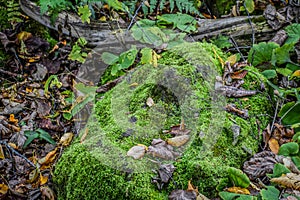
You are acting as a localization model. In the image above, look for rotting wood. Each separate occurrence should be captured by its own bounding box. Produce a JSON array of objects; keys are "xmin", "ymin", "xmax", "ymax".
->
[{"xmin": 20, "ymin": 0, "xmax": 276, "ymax": 48}]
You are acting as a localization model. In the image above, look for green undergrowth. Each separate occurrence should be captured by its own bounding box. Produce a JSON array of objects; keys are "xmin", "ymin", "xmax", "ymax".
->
[{"xmin": 53, "ymin": 42, "xmax": 272, "ymax": 199}]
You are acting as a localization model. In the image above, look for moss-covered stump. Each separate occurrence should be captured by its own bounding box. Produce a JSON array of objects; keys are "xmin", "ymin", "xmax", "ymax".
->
[{"xmin": 53, "ymin": 42, "xmax": 272, "ymax": 199}]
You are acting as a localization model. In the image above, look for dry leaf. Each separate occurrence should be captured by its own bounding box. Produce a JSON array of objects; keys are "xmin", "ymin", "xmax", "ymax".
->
[
  {"xmin": 40, "ymin": 186, "xmax": 55, "ymax": 200},
  {"xmin": 80, "ymin": 128, "xmax": 88, "ymax": 143},
  {"xmin": 169, "ymin": 189, "xmax": 197, "ymax": 200},
  {"xmin": 268, "ymin": 138, "xmax": 280, "ymax": 154},
  {"xmin": 0, "ymin": 145, "xmax": 4, "ymax": 159},
  {"xmin": 8, "ymin": 142, "xmax": 17, "ymax": 149},
  {"xmin": 146, "ymin": 97, "xmax": 155, "ymax": 107},
  {"xmin": 271, "ymin": 173, "xmax": 300, "ymax": 190},
  {"xmin": 28, "ymin": 168, "xmax": 39, "ymax": 183},
  {"xmin": 0, "ymin": 183, "xmax": 8, "ymax": 195},
  {"xmin": 226, "ymin": 186, "xmax": 250, "ymax": 195},
  {"xmin": 9, "ymin": 114, "xmax": 18, "ymax": 123},
  {"xmin": 59, "ymin": 132, "xmax": 73, "ymax": 146},
  {"xmin": 127, "ymin": 145, "xmax": 146, "ymax": 159},
  {"xmin": 39, "ymin": 174, "xmax": 48, "ymax": 185},
  {"xmin": 167, "ymin": 135, "xmax": 190, "ymax": 147},
  {"xmin": 38, "ymin": 148, "xmax": 58, "ymax": 165},
  {"xmin": 147, "ymin": 139, "xmax": 180, "ymax": 160},
  {"xmin": 231, "ymin": 70, "xmax": 248, "ymax": 80},
  {"xmin": 169, "ymin": 125, "xmax": 191, "ymax": 136}
]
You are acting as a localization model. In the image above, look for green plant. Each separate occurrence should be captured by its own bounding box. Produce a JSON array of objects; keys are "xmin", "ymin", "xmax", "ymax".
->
[
  {"xmin": 68, "ymin": 37, "xmax": 88, "ymax": 63},
  {"xmin": 101, "ymin": 46, "xmax": 138, "ymax": 75},
  {"xmin": 7, "ymin": 0, "xmax": 23, "ymax": 27},
  {"xmin": 24, "ymin": 128, "xmax": 56, "ymax": 148},
  {"xmin": 248, "ymin": 23, "xmax": 300, "ymax": 129},
  {"xmin": 124, "ymin": 0, "xmax": 201, "ymax": 17}
]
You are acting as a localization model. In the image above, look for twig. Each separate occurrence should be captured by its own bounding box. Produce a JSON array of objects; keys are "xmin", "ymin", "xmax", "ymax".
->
[
  {"xmin": 243, "ymin": 2, "xmax": 255, "ymax": 46},
  {"xmin": 0, "ymin": 68, "xmax": 23, "ymax": 78},
  {"xmin": 0, "ymin": 140, "xmax": 36, "ymax": 167},
  {"xmin": 229, "ymin": 36, "xmax": 246, "ymax": 62}
]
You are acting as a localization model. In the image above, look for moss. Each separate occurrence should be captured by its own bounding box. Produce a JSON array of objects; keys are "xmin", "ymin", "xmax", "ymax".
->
[{"xmin": 53, "ymin": 42, "xmax": 272, "ymax": 198}]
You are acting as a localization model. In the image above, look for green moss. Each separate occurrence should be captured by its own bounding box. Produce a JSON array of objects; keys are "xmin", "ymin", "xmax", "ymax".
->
[{"xmin": 53, "ymin": 42, "xmax": 272, "ymax": 198}]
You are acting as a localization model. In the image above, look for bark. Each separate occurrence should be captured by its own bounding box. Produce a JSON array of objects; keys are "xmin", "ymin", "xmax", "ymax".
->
[{"xmin": 20, "ymin": 0, "xmax": 275, "ymax": 47}]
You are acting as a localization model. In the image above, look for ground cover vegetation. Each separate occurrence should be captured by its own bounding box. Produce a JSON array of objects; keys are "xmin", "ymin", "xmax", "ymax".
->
[{"xmin": 0, "ymin": 0, "xmax": 299, "ymax": 199}]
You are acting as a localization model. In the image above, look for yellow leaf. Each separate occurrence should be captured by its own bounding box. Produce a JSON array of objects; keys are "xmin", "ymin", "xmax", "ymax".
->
[
  {"xmin": 38, "ymin": 148, "xmax": 57, "ymax": 166},
  {"xmin": 0, "ymin": 183, "xmax": 8, "ymax": 195},
  {"xmin": 40, "ymin": 174, "xmax": 48, "ymax": 185},
  {"xmin": 129, "ymin": 82, "xmax": 139, "ymax": 87},
  {"xmin": 268, "ymin": 138, "xmax": 279, "ymax": 154},
  {"xmin": 291, "ymin": 70, "xmax": 300, "ymax": 78},
  {"xmin": 59, "ymin": 132, "xmax": 74, "ymax": 146},
  {"xmin": 167, "ymin": 135, "xmax": 190, "ymax": 147},
  {"xmin": 227, "ymin": 54, "xmax": 238, "ymax": 66},
  {"xmin": 8, "ymin": 143, "xmax": 17, "ymax": 149},
  {"xmin": 0, "ymin": 145, "xmax": 4, "ymax": 159},
  {"xmin": 17, "ymin": 31, "xmax": 32, "ymax": 42},
  {"xmin": 226, "ymin": 186, "xmax": 250, "ymax": 194},
  {"xmin": 9, "ymin": 114, "xmax": 18, "ymax": 123},
  {"xmin": 99, "ymin": 16, "xmax": 107, "ymax": 22}
]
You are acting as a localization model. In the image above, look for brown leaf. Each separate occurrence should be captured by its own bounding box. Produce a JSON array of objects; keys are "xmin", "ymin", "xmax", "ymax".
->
[
  {"xmin": 231, "ymin": 70, "xmax": 248, "ymax": 80},
  {"xmin": 169, "ymin": 125, "xmax": 191, "ymax": 136},
  {"xmin": 40, "ymin": 186, "xmax": 55, "ymax": 200},
  {"xmin": 271, "ymin": 173, "xmax": 300, "ymax": 190},
  {"xmin": 147, "ymin": 139, "xmax": 180, "ymax": 160},
  {"xmin": 169, "ymin": 189, "xmax": 197, "ymax": 200},
  {"xmin": 243, "ymin": 151, "xmax": 284, "ymax": 180},
  {"xmin": 226, "ymin": 186, "xmax": 250, "ymax": 195},
  {"xmin": 167, "ymin": 135, "xmax": 190, "ymax": 147},
  {"xmin": 127, "ymin": 145, "xmax": 146, "ymax": 159},
  {"xmin": 268, "ymin": 138, "xmax": 280, "ymax": 154}
]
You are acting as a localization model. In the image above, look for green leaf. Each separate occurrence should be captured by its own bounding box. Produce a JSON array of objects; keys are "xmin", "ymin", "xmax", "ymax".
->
[
  {"xmin": 244, "ymin": 0, "xmax": 255, "ymax": 13},
  {"xmin": 268, "ymin": 163, "xmax": 291, "ymax": 178},
  {"xmin": 74, "ymin": 83, "xmax": 97, "ymax": 95},
  {"xmin": 101, "ymin": 52, "xmax": 119, "ymax": 65},
  {"xmin": 260, "ymin": 186, "xmax": 280, "ymax": 200},
  {"xmin": 36, "ymin": 129, "xmax": 56, "ymax": 144},
  {"xmin": 23, "ymin": 131, "xmax": 39, "ymax": 148},
  {"xmin": 219, "ymin": 191, "xmax": 256, "ymax": 200},
  {"xmin": 292, "ymin": 156, "xmax": 300, "ymax": 170},
  {"xmin": 278, "ymin": 102, "xmax": 300, "ymax": 126},
  {"xmin": 78, "ymin": 5, "xmax": 91, "ymax": 23},
  {"xmin": 228, "ymin": 167, "xmax": 250, "ymax": 188},
  {"xmin": 285, "ymin": 23, "xmax": 300, "ymax": 44},
  {"xmin": 293, "ymin": 132, "xmax": 300, "ymax": 143},
  {"xmin": 63, "ymin": 112, "xmax": 72, "ymax": 120},
  {"xmin": 276, "ymin": 68, "xmax": 293, "ymax": 77},
  {"xmin": 157, "ymin": 13, "xmax": 197, "ymax": 33},
  {"xmin": 118, "ymin": 48, "xmax": 138, "ymax": 70},
  {"xmin": 271, "ymin": 43, "xmax": 294, "ymax": 66},
  {"xmin": 248, "ymin": 42, "xmax": 279, "ymax": 67},
  {"xmin": 140, "ymin": 48, "xmax": 153, "ymax": 64},
  {"xmin": 210, "ymin": 36, "xmax": 233, "ymax": 49},
  {"xmin": 106, "ymin": 0, "xmax": 125, "ymax": 11},
  {"xmin": 261, "ymin": 69, "xmax": 277, "ymax": 79},
  {"xmin": 278, "ymin": 142, "xmax": 299, "ymax": 156}
]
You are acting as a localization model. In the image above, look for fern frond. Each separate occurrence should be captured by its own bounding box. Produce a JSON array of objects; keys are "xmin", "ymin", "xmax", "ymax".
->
[{"xmin": 7, "ymin": 0, "xmax": 23, "ymax": 24}]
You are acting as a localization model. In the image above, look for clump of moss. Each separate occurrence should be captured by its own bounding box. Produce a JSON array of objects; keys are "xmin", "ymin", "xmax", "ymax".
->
[{"xmin": 53, "ymin": 42, "xmax": 272, "ymax": 198}]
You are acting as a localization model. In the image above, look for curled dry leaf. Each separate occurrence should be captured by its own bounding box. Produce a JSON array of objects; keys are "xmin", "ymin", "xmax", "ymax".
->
[
  {"xmin": 271, "ymin": 173, "xmax": 300, "ymax": 190},
  {"xmin": 59, "ymin": 132, "xmax": 74, "ymax": 146},
  {"xmin": 39, "ymin": 174, "xmax": 48, "ymax": 185},
  {"xmin": 169, "ymin": 124, "xmax": 191, "ymax": 136},
  {"xmin": 167, "ymin": 135, "xmax": 190, "ymax": 147},
  {"xmin": 243, "ymin": 151, "xmax": 284, "ymax": 180},
  {"xmin": 127, "ymin": 145, "xmax": 146, "ymax": 159}
]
